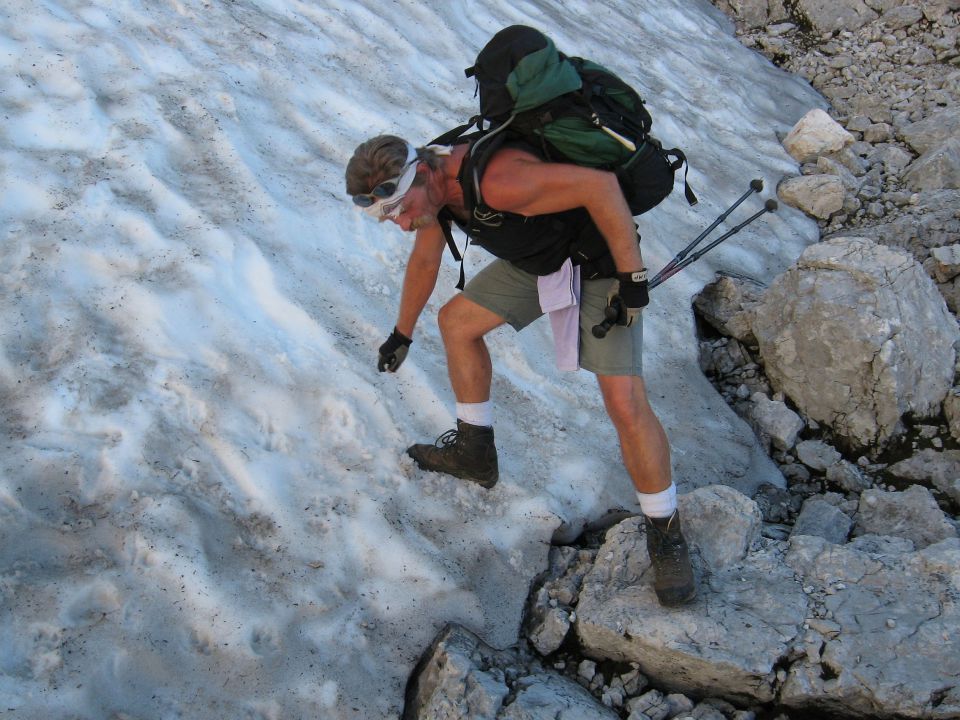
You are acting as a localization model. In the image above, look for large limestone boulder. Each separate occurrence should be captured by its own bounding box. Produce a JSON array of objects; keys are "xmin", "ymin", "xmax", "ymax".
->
[
  {"xmin": 782, "ymin": 108, "xmax": 855, "ymax": 164},
  {"xmin": 750, "ymin": 237, "xmax": 958, "ymax": 451},
  {"xmin": 574, "ymin": 485, "xmax": 960, "ymax": 719}
]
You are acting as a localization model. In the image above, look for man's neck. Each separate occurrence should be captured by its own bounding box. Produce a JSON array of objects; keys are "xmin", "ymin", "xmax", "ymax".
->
[{"xmin": 438, "ymin": 144, "xmax": 469, "ymax": 215}]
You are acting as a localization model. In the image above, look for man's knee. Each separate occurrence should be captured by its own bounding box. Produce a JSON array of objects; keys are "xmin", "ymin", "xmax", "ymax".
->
[
  {"xmin": 601, "ymin": 378, "xmax": 657, "ymax": 431},
  {"xmin": 437, "ymin": 298, "xmax": 467, "ymax": 337},
  {"xmin": 438, "ymin": 296, "xmax": 502, "ymax": 341}
]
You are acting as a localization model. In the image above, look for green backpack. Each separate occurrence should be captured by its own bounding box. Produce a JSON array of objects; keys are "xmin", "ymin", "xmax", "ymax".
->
[{"xmin": 435, "ymin": 25, "xmax": 697, "ymax": 214}]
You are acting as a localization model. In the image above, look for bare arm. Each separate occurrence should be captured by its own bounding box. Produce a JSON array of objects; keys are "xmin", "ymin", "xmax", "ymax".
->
[
  {"xmin": 480, "ymin": 147, "xmax": 643, "ymax": 272},
  {"xmin": 395, "ymin": 222, "xmax": 447, "ymax": 337}
]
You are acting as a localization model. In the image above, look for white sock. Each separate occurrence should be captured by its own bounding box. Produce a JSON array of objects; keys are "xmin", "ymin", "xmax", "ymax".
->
[
  {"xmin": 637, "ymin": 483, "xmax": 677, "ymax": 519},
  {"xmin": 456, "ymin": 401, "xmax": 493, "ymax": 428}
]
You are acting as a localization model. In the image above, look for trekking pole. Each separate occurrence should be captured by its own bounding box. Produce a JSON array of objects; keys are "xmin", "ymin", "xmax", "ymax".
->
[
  {"xmin": 648, "ymin": 199, "xmax": 778, "ymax": 289},
  {"xmin": 591, "ymin": 195, "xmax": 778, "ymax": 338},
  {"xmin": 648, "ymin": 178, "xmax": 764, "ymax": 288}
]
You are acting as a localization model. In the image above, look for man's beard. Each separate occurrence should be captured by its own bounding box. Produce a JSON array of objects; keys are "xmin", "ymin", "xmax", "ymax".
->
[{"xmin": 409, "ymin": 214, "xmax": 437, "ymax": 231}]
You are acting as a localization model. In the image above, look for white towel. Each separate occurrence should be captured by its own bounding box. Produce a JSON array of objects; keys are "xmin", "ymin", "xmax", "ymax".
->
[{"xmin": 538, "ymin": 259, "xmax": 581, "ymax": 372}]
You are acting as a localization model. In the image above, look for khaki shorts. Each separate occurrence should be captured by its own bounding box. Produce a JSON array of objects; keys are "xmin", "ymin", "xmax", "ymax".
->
[{"xmin": 461, "ymin": 259, "xmax": 644, "ymax": 376}]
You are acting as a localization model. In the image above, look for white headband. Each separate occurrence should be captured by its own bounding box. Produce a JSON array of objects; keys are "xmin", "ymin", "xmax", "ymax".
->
[{"xmin": 361, "ymin": 143, "xmax": 419, "ymax": 219}]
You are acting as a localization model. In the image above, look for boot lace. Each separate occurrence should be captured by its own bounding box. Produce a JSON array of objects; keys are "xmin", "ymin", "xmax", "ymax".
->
[{"xmin": 436, "ymin": 428, "xmax": 463, "ymax": 450}]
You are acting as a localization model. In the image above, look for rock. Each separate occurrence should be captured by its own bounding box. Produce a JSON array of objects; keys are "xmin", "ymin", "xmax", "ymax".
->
[
  {"xmin": 871, "ymin": 144, "xmax": 914, "ymax": 176},
  {"xmin": 792, "ymin": 497, "xmax": 853, "ymax": 544},
  {"xmin": 825, "ymin": 460, "xmax": 871, "ymax": 494},
  {"xmin": 862, "ymin": 123, "xmax": 894, "ymax": 144},
  {"xmin": 404, "ymin": 623, "xmax": 619, "ymax": 720},
  {"xmin": 777, "ymin": 175, "xmax": 846, "ymax": 219},
  {"xmin": 929, "ymin": 244, "xmax": 960, "ymax": 282},
  {"xmin": 576, "ymin": 486, "xmax": 960, "ymax": 718},
  {"xmin": 887, "ymin": 448, "xmax": 960, "ymax": 506},
  {"xmin": 500, "ymin": 673, "xmax": 620, "ymax": 720},
  {"xmin": 745, "ymin": 393, "xmax": 806, "ymax": 451},
  {"xmin": 791, "ymin": 0, "xmax": 879, "ymax": 35},
  {"xmin": 901, "ymin": 108, "xmax": 960, "ymax": 155},
  {"xmin": 693, "ymin": 274, "xmax": 764, "ymax": 344},
  {"xmin": 404, "ymin": 624, "xmax": 510, "ymax": 720},
  {"xmin": 945, "ymin": 388, "xmax": 960, "ymax": 442},
  {"xmin": 795, "ymin": 440, "xmax": 842, "ymax": 472},
  {"xmin": 816, "ymin": 155, "xmax": 862, "ymax": 191},
  {"xmin": 904, "ymin": 138, "xmax": 960, "ymax": 192},
  {"xmin": 779, "ymin": 535, "xmax": 960, "ymax": 719},
  {"xmin": 753, "ymin": 483, "xmax": 804, "ymax": 523},
  {"xmin": 719, "ymin": 0, "xmax": 771, "ymax": 28},
  {"xmin": 576, "ymin": 486, "xmax": 804, "ymax": 703},
  {"xmin": 528, "ymin": 607, "xmax": 571, "ymax": 656},
  {"xmin": 751, "ymin": 237, "xmax": 959, "ymax": 451},
  {"xmin": 880, "ymin": 5, "xmax": 925, "ymax": 30},
  {"xmin": 855, "ymin": 485, "xmax": 958, "ymax": 548},
  {"xmin": 783, "ymin": 109, "xmax": 856, "ymax": 164}
]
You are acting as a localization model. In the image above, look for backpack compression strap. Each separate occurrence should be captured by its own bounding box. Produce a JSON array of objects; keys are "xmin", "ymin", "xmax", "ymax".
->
[{"xmin": 664, "ymin": 146, "xmax": 698, "ymax": 206}]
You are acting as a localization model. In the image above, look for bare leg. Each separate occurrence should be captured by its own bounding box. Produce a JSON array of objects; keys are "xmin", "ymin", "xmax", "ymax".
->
[
  {"xmin": 437, "ymin": 294, "xmax": 507, "ymax": 403},
  {"xmin": 596, "ymin": 375, "xmax": 671, "ymax": 494}
]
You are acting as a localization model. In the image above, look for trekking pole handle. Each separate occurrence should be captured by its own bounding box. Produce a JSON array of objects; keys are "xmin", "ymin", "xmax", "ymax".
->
[{"xmin": 591, "ymin": 298, "xmax": 623, "ymax": 339}]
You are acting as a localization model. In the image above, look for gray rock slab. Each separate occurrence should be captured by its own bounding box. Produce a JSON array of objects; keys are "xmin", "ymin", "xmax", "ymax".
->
[
  {"xmin": 780, "ymin": 536, "xmax": 960, "ymax": 719},
  {"xmin": 576, "ymin": 487, "xmax": 960, "ymax": 718},
  {"xmin": 500, "ymin": 673, "xmax": 620, "ymax": 720},
  {"xmin": 575, "ymin": 487, "xmax": 806, "ymax": 704}
]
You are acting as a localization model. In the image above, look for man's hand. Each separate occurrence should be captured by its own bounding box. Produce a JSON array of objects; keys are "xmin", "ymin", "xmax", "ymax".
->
[
  {"xmin": 613, "ymin": 269, "xmax": 649, "ymax": 327},
  {"xmin": 378, "ymin": 327, "xmax": 413, "ymax": 372}
]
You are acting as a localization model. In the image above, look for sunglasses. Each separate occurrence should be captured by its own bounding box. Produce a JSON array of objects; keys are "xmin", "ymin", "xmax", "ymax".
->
[{"xmin": 352, "ymin": 175, "xmax": 404, "ymax": 208}]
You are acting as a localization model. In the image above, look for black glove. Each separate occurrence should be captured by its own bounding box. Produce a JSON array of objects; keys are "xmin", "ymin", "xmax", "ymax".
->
[
  {"xmin": 614, "ymin": 269, "xmax": 649, "ymax": 327},
  {"xmin": 378, "ymin": 327, "xmax": 412, "ymax": 372}
]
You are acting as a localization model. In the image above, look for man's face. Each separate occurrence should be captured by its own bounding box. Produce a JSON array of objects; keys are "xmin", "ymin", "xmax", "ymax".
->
[{"xmin": 383, "ymin": 173, "xmax": 437, "ymax": 232}]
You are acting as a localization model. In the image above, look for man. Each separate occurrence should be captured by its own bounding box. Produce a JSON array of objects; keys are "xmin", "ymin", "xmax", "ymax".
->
[{"xmin": 345, "ymin": 134, "xmax": 696, "ymax": 606}]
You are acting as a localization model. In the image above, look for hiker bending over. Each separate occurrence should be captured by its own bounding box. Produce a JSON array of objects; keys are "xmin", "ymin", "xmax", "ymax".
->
[{"xmin": 345, "ymin": 135, "xmax": 696, "ymax": 606}]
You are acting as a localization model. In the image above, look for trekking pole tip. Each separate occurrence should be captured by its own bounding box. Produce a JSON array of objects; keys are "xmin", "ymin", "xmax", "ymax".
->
[
  {"xmin": 750, "ymin": 178, "xmax": 764, "ymax": 192},
  {"xmin": 765, "ymin": 199, "xmax": 779, "ymax": 211}
]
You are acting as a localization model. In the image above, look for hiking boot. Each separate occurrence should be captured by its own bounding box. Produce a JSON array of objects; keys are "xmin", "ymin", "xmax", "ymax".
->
[
  {"xmin": 645, "ymin": 510, "xmax": 697, "ymax": 607},
  {"xmin": 407, "ymin": 420, "xmax": 499, "ymax": 488}
]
